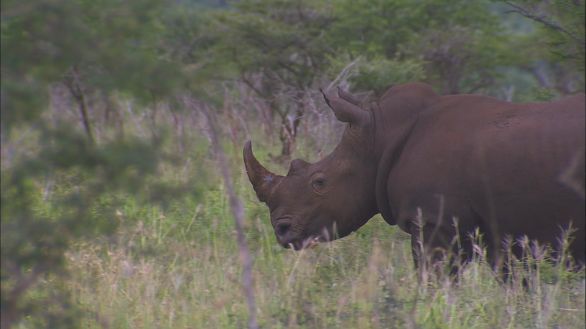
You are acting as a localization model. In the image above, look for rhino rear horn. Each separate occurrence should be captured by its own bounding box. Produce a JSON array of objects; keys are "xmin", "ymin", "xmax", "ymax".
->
[
  {"xmin": 337, "ymin": 87, "xmax": 362, "ymax": 106},
  {"xmin": 320, "ymin": 88, "xmax": 370, "ymax": 125},
  {"xmin": 243, "ymin": 141, "xmax": 282, "ymax": 203}
]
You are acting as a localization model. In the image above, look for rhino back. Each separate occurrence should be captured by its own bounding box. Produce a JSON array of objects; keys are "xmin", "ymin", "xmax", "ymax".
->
[{"xmin": 385, "ymin": 93, "xmax": 585, "ymax": 258}]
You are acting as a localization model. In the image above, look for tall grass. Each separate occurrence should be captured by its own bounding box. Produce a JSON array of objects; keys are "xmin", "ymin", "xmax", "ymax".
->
[
  {"xmin": 65, "ymin": 147, "xmax": 584, "ymax": 328},
  {"xmin": 65, "ymin": 183, "xmax": 585, "ymax": 328},
  {"xmin": 10, "ymin": 87, "xmax": 586, "ymax": 328}
]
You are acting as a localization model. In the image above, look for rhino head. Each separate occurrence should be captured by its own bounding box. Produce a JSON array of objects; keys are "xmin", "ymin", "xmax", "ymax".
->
[{"xmin": 243, "ymin": 88, "xmax": 379, "ymax": 250}]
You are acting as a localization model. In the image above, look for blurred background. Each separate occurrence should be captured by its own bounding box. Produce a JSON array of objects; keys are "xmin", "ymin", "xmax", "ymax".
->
[{"xmin": 1, "ymin": 1, "xmax": 585, "ymax": 328}]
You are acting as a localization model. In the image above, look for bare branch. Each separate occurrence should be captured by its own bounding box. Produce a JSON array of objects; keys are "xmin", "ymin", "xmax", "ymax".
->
[
  {"xmin": 64, "ymin": 66, "xmax": 95, "ymax": 144},
  {"xmin": 504, "ymin": 1, "xmax": 583, "ymax": 44},
  {"xmin": 186, "ymin": 96, "xmax": 259, "ymax": 329}
]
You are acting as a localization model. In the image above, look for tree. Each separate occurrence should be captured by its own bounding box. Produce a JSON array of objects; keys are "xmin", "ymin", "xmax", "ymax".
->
[
  {"xmin": 198, "ymin": 0, "xmax": 335, "ymax": 157},
  {"xmin": 193, "ymin": 0, "xmax": 524, "ymax": 158},
  {"xmin": 500, "ymin": 0, "xmax": 585, "ymax": 93},
  {"xmin": 1, "ymin": 1, "xmax": 195, "ymax": 327},
  {"xmin": 327, "ymin": 0, "xmax": 519, "ymax": 95},
  {"xmin": 1, "ymin": 0, "xmax": 184, "ymax": 138}
]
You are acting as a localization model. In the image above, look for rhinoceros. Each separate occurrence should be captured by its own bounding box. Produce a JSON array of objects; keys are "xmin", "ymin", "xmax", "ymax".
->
[{"xmin": 243, "ymin": 83, "xmax": 585, "ymax": 269}]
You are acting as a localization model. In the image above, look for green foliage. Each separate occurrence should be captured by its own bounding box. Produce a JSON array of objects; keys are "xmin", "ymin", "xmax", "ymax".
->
[
  {"xmin": 496, "ymin": 0, "xmax": 585, "ymax": 91},
  {"xmin": 326, "ymin": 0, "xmax": 518, "ymax": 94},
  {"xmin": 503, "ymin": 0, "xmax": 584, "ymax": 65},
  {"xmin": 203, "ymin": 0, "xmax": 333, "ymax": 92},
  {"xmin": 1, "ymin": 0, "xmax": 184, "ymax": 132},
  {"xmin": 0, "ymin": 2, "xmax": 206, "ymax": 325},
  {"xmin": 0, "ymin": 123, "xmax": 194, "ymax": 327},
  {"xmin": 351, "ymin": 58, "xmax": 426, "ymax": 94}
]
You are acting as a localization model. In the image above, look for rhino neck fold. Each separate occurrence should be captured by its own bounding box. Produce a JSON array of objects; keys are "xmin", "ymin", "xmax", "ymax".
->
[
  {"xmin": 373, "ymin": 115, "xmax": 421, "ymax": 226},
  {"xmin": 370, "ymin": 84, "xmax": 436, "ymax": 225}
]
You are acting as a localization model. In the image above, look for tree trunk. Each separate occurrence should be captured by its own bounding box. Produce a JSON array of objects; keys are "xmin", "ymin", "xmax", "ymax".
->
[
  {"xmin": 64, "ymin": 66, "xmax": 95, "ymax": 144},
  {"xmin": 199, "ymin": 101, "xmax": 259, "ymax": 329},
  {"xmin": 278, "ymin": 95, "xmax": 305, "ymax": 158},
  {"xmin": 279, "ymin": 120, "xmax": 295, "ymax": 158}
]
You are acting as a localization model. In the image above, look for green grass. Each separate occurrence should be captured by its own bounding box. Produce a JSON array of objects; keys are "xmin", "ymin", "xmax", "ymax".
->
[
  {"xmin": 7, "ymin": 107, "xmax": 584, "ymax": 329},
  {"xmin": 64, "ymin": 175, "xmax": 585, "ymax": 329}
]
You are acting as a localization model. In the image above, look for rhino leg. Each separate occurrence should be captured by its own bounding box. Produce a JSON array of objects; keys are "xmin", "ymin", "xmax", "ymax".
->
[
  {"xmin": 400, "ymin": 195, "xmax": 486, "ymax": 282},
  {"xmin": 409, "ymin": 220, "xmax": 472, "ymax": 281}
]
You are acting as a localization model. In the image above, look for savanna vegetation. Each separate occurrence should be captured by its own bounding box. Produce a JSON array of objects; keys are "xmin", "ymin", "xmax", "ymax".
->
[{"xmin": 1, "ymin": 0, "xmax": 584, "ymax": 328}]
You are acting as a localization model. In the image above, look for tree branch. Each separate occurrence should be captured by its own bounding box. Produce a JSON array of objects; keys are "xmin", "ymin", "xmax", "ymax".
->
[
  {"xmin": 64, "ymin": 66, "xmax": 95, "ymax": 144},
  {"xmin": 504, "ymin": 1, "xmax": 583, "ymax": 44},
  {"xmin": 186, "ymin": 97, "xmax": 259, "ymax": 329}
]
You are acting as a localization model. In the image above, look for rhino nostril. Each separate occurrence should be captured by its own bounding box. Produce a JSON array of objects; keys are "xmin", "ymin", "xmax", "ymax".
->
[{"xmin": 275, "ymin": 222, "xmax": 291, "ymax": 237}]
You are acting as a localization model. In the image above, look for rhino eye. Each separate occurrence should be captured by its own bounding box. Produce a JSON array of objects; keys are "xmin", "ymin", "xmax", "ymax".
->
[{"xmin": 311, "ymin": 177, "xmax": 326, "ymax": 192}]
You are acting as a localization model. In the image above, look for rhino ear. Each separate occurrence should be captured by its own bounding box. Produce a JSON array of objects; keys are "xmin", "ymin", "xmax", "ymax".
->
[
  {"xmin": 321, "ymin": 88, "xmax": 370, "ymax": 125},
  {"xmin": 243, "ymin": 141, "xmax": 282, "ymax": 203}
]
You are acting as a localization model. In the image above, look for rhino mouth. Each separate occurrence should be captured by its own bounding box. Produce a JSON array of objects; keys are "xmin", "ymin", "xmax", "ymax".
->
[
  {"xmin": 285, "ymin": 236, "xmax": 323, "ymax": 250},
  {"xmin": 285, "ymin": 227, "xmax": 333, "ymax": 250},
  {"xmin": 274, "ymin": 217, "xmax": 333, "ymax": 250}
]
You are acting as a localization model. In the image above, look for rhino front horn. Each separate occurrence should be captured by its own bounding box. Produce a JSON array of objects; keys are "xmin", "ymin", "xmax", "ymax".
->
[{"xmin": 243, "ymin": 141, "xmax": 282, "ymax": 203}]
